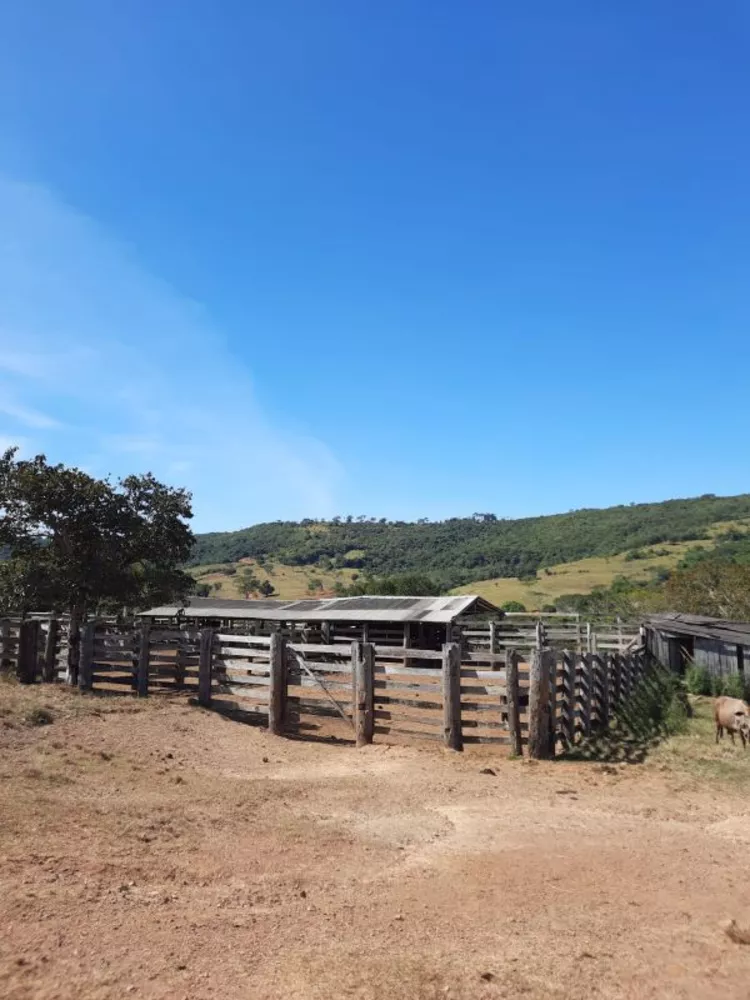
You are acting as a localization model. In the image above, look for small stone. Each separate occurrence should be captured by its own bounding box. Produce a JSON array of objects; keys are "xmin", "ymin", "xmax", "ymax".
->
[
  {"xmin": 480, "ymin": 972, "xmax": 495, "ymax": 982},
  {"xmin": 165, "ymin": 753, "xmax": 173, "ymax": 760},
  {"xmin": 479, "ymin": 768, "xmax": 496, "ymax": 776},
  {"xmin": 262, "ymin": 757, "xmax": 269, "ymax": 763},
  {"xmin": 299, "ymin": 890, "xmax": 307, "ymax": 899},
  {"xmin": 394, "ymin": 913, "xmax": 404, "ymax": 921},
  {"xmin": 176, "ymin": 963, "xmax": 187, "ymax": 970}
]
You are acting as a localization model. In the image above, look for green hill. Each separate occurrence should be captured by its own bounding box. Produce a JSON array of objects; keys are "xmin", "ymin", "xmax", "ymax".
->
[{"xmin": 191, "ymin": 493, "xmax": 750, "ymax": 592}]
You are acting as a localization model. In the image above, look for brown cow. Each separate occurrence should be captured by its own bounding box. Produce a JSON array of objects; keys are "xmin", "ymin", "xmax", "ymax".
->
[{"xmin": 714, "ymin": 696, "xmax": 750, "ymax": 748}]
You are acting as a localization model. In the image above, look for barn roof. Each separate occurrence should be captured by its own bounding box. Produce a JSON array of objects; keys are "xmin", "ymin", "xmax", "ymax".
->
[
  {"xmin": 646, "ymin": 612, "xmax": 750, "ymax": 647},
  {"xmin": 139, "ymin": 594, "xmax": 500, "ymax": 624}
]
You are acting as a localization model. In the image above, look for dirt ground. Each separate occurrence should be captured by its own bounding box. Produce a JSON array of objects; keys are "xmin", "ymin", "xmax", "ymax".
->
[{"xmin": 2, "ymin": 681, "xmax": 750, "ymax": 1000}]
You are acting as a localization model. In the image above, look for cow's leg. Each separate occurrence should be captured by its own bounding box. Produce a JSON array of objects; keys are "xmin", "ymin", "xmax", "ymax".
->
[
  {"xmin": 730, "ymin": 729, "xmax": 736, "ymax": 745},
  {"xmin": 716, "ymin": 723, "xmax": 722, "ymax": 743},
  {"xmin": 741, "ymin": 730, "xmax": 747, "ymax": 750}
]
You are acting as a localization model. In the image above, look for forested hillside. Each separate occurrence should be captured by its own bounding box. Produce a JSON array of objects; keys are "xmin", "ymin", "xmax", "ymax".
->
[{"xmin": 191, "ymin": 493, "xmax": 750, "ymax": 591}]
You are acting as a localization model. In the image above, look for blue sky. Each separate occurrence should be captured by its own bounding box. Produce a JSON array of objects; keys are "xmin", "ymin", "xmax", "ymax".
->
[{"xmin": 0, "ymin": 1, "xmax": 748, "ymax": 531}]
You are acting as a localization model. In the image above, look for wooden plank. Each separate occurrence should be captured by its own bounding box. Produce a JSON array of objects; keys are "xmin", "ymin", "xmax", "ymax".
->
[
  {"xmin": 461, "ymin": 652, "xmax": 507, "ymax": 664},
  {"xmin": 289, "ymin": 643, "xmax": 353, "ymax": 656},
  {"xmin": 214, "ymin": 645, "xmax": 271, "ymax": 658},
  {"xmin": 354, "ymin": 641, "xmax": 374, "ymax": 747},
  {"xmin": 373, "ymin": 725, "xmax": 443, "ymax": 743},
  {"xmin": 281, "ymin": 659, "xmax": 351, "ymax": 674},
  {"xmin": 442, "ymin": 642, "xmax": 462, "ymax": 751},
  {"xmin": 375, "ymin": 679, "xmax": 442, "ymax": 695},
  {"xmin": 373, "ymin": 664, "xmax": 443, "ymax": 678},
  {"xmin": 217, "ymin": 673, "xmax": 270, "ymax": 686},
  {"xmin": 215, "ymin": 633, "xmax": 271, "ymax": 645},
  {"xmin": 506, "ymin": 651, "xmax": 522, "ymax": 756},
  {"xmin": 372, "ymin": 646, "xmax": 444, "ymax": 660},
  {"xmin": 268, "ymin": 631, "xmax": 286, "ymax": 737}
]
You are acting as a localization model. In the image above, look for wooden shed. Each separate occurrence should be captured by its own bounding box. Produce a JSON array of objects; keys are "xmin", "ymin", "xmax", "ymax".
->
[
  {"xmin": 138, "ymin": 594, "xmax": 502, "ymax": 651},
  {"xmin": 645, "ymin": 612, "xmax": 750, "ymax": 680}
]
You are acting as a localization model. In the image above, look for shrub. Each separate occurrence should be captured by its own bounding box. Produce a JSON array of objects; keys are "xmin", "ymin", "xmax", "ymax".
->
[
  {"xmin": 723, "ymin": 673, "xmax": 746, "ymax": 700},
  {"xmin": 685, "ymin": 662, "xmax": 712, "ymax": 696},
  {"xmin": 501, "ymin": 601, "xmax": 527, "ymax": 613},
  {"xmin": 710, "ymin": 674, "xmax": 726, "ymax": 697}
]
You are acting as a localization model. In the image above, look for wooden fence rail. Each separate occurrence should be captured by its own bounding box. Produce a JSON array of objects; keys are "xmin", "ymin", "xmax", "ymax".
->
[{"xmin": 1, "ymin": 618, "xmax": 652, "ymax": 758}]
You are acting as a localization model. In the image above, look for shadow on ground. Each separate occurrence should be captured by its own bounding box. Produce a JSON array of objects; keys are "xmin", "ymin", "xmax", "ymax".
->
[{"xmin": 558, "ymin": 667, "xmax": 689, "ymax": 765}]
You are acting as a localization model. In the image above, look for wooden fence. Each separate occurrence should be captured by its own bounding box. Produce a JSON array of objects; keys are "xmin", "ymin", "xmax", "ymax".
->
[
  {"xmin": 1, "ymin": 618, "xmax": 650, "ymax": 758},
  {"xmin": 460, "ymin": 615, "xmax": 642, "ymax": 654}
]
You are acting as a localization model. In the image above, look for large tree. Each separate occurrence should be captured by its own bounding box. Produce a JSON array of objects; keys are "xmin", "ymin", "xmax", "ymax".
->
[
  {"xmin": 0, "ymin": 448, "xmax": 195, "ymax": 617},
  {"xmin": 664, "ymin": 560, "xmax": 750, "ymax": 620}
]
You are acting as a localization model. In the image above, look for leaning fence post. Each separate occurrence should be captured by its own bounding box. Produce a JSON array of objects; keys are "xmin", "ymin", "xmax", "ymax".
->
[
  {"xmin": 198, "ymin": 628, "xmax": 215, "ymax": 708},
  {"xmin": 137, "ymin": 622, "xmax": 151, "ymax": 697},
  {"xmin": 18, "ymin": 619, "xmax": 40, "ymax": 684},
  {"xmin": 43, "ymin": 617, "xmax": 59, "ymax": 683},
  {"xmin": 528, "ymin": 642, "xmax": 553, "ymax": 759},
  {"xmin": 506, "ymin": 650, "xmax": 522, "ymax": 756},
  {"xmin": 268, "ymin": 632, "xmax": 287, "ymax": 735},
  {"xmin": 442, "ymin": 641, "xmax": 463, "ymax": 751},
  {"xmin": 78, "ymin": 622, "xmax": 95, "ymax": 691},
  {"xmin": 353, "ymin": 641, "xmax": 375, "ymax": 747}
]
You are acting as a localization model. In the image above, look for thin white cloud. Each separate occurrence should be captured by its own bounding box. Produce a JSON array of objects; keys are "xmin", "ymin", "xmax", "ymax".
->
[
  {"xmin": 0, "ymin": 175, "xmax": 345, "ymax": 530},
  {"xmin": 0, "ymin": 394, "xmax": 61, "ymax": 429}
]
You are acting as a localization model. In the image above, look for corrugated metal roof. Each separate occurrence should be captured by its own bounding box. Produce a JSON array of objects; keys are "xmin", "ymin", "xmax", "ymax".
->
[
  {"xmin": 140, "ymin": 594, "xmax": 500, "ymax": 624},
  {"xmin": 646, "ymin": 612, "xmax": 750, "ymax": 647}
]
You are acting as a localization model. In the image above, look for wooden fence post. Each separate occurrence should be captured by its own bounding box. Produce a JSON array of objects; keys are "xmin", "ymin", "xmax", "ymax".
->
[
  {"xmin": 268, "ymin": 632, "xmax": 287, "ymax": 735},
  {"xmin": 18, "ymin": 619, "xmax": 40, "ymax": 684},
  {"xmin": 600, "ymin": 654, "xmax": 610, "ymax": 729},
  {"xmin": 528, "ymin": 643, "xmax": 553, "ymax": 759},
  {"xmin": 137, "ymin": 622, "xmax": 151, "ymax": 697},
  {"xmin": 67, "ymin": 611, "xmax": 80, "ymax": 686},
  {"xmin": 561, "ymin": 650, "xmax": 575, "ymax": 746},
  {"xmin": 354, "ymin": 641, "xmax": 375, "ymax": 747},
  {"xmin": 489, "ymin": 620, "xmax": 497, "ymax": 656},
  {"xmin": 506, "ymin": 650, "xmax": 522, "ymax": 756},
  {"xmin": 78, "ymin": 622, "xmax": 95, "ymax": 691},
  {"xmin": 174, "ymin": 632, "xmax": 185, "ymax": 690},
  {"xmin": 43, "ymin": 617, "xmax": 59, "ymax": 683},
  {"xmin": 442, "ymin": 642, "xmax": 463, "ymax": 751},
  {"xmin": 198, "ymin": 628, "xmax": 214, "ymax": 708},
  {"xmin": 1, "ymin": 619, "xmax": 12, "ymax": 671},
  {"xmin": 580, "ymin": 653, "xmax": 592, "ymax": 738},
  {"xmin": 548, "ymin": 651, "xmax": 558, "ymax": 751}
]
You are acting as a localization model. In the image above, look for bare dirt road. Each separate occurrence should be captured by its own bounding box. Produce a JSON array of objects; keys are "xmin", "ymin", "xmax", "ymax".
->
[{"xmin": 2, "ymin": 681, "xmax": 750, "ymax": 1000}]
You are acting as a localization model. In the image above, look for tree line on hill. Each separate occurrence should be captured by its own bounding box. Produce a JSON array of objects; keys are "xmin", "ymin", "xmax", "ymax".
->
[
  {"xmin": 191, "ymin": 494, "xmax": 750, "ymax": 592},
  {"xmin": 2, "ymin": 444, "xmax": 749, "ymax": 624}
]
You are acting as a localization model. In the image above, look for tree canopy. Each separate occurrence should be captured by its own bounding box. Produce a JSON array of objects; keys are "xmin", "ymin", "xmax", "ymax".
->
[{"xmin": 0, "ymin": 448, "xmax": 194, "ymax": 617}]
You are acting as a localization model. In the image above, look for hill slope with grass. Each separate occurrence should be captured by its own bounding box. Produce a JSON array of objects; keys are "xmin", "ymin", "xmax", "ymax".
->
[{"xmin": 188, "ymin": 494, "xmax": 750, "ymax": 604}]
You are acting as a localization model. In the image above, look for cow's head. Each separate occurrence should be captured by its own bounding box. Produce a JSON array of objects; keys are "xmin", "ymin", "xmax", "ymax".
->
[{"xmin": 735, "ymin": 711, "xmax": 750, "ymax": 742}]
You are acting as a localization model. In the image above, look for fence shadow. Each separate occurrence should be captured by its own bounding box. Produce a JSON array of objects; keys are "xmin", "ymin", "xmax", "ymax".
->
[{"xmin": 558, "ymin": 667, "xmax": 688, "ymax": 765}]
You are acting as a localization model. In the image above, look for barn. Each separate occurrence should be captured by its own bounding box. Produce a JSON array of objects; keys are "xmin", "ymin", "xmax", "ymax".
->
[
  {"xmin": 645, "ymin": 612, "xmax": 750, "ymax": 681},
  {"xmin": 138, "ymin": 594, "xmax": 502, "ymax": 651}
]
